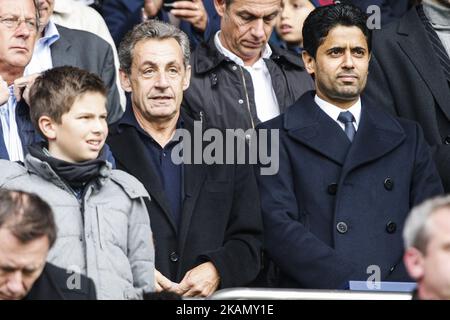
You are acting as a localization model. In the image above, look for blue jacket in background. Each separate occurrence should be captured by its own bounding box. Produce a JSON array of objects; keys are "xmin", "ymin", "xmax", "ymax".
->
[
  {"xmin": 0, "ymin": 100, "xmax": 42, "ymax": 161},
  {"xmin": 102, "ymin": 0, "xmax": 221, "ymax": 49}
]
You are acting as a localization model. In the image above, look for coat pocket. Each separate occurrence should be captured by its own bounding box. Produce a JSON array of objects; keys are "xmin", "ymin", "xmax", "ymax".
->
[{"xmin": 96, "ymin": 205, "xmax": 128, "ymax": 254}]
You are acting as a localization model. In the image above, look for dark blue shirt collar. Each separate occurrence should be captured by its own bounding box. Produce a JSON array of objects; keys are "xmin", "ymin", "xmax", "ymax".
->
[{"xmin": 118, "ymin": 105, "xmax": 184, "ymax": 145}]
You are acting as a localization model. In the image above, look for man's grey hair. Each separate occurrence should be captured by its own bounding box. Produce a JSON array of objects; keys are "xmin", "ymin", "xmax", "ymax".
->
[
  {"xmin": 118, "ymin": 20, "xmax": 190, "ymax": 75},
  {"xmin": 403, "ymin": 195, "xmax": 450, "ymax": 253}
]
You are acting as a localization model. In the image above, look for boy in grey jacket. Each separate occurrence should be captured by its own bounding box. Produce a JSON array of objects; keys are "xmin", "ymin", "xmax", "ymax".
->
[{"xmin": 0, "ymin": 66, "xmax": 155, "ymax": 299}]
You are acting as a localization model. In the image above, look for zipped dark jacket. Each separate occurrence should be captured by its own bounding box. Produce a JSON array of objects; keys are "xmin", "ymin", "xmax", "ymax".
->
[{"xmin": 182, "ymin": 36, "xmax": 314, "ymax": 130}]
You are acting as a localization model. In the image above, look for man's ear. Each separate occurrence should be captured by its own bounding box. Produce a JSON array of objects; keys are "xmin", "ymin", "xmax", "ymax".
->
[
  {"xmin": 38, "ymin": 116, "xmax": 57, "ymax": 141},
  {"xmin": 302, "ymin": 50, "xmax": 316, "ymax": 76},
  {"xmin": 119, "ymin": 69, "xmax": 132, "ymax": 93},
  {"xmin": 403, "ymin": 247, "xmax": 425, "ymax": 281},
  {"xmin": 183, "ymin": 65, "xmax": 192, "ymax": 91},
  {"xmin": 214, "ymin": 0, "xmax": 227, "ymax": 17}
]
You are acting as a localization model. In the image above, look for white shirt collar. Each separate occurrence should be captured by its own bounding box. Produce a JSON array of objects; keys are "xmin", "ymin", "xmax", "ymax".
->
[
  {"xmin": 314, "ymin": 94, "xmax": 362, "ymax": 130},
  {"xmin": 214, "ymin": 31, "xmax": 272, "ymax": 67}
]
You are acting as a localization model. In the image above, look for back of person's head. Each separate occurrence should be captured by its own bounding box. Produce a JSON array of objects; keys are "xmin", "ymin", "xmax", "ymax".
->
[
  {"xmin": 118, "ymin": 20, "xmax": 190, "ymax": 76},
  {"xmin": 403, "ymin": 195, "xmax": 450, "ymax": 254},
  {"xmin": 0, "ymin": 189, "xmax": 56, "ymax": 248},
  {"xmin": 302, "ymin": 3, "xmax": 371, "ymax": 58},
  {"xmin": 0, "ymin": 189, "xmax": 56, "ymax": 299},
  {"xmin": 403, "ymin": 195, "xmax": 450, "ymax": 300},
  {"xmin": 28, "ymin": 66, "xmax": 107, "ymax": 137}
]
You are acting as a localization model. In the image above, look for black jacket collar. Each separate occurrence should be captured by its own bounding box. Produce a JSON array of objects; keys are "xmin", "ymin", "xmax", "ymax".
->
[{"xmin": 283, "ymin": 91, "xmax": 406, "ymax": 172}]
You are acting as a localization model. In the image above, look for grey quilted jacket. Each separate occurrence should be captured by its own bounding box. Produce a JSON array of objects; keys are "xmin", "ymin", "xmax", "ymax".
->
[{"xmin": 0, "ymin": 155, "xmax": 155, "ymax": 300}]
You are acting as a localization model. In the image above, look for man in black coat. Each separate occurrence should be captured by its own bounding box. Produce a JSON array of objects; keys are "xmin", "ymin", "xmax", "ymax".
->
[
  {"xmin": 0, "ymin": 189, "xmax": 95, "ymax": 300},
  {"xmin": 25, "ymin": 0, "xmax": 122, "ymax": 123},
  {"xmin": 108, "ymin": 20, "xmax": 262, "ymax": 297},
  {"xmin": 365, "ymin": 0, "xmax": 450, "ymax": 191}
]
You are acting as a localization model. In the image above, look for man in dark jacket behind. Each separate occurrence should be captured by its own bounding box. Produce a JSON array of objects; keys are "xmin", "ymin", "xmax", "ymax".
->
[
  {"xmin": 182, "ymin": 0, "xmax": 314, "ymax": 130},
  {"xmin": 365, "ymin": 0, "xmax": 450, "ymax": 191}
]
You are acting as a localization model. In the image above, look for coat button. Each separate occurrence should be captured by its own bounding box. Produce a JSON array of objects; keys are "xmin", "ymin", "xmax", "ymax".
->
[
  {"xmin": 238, "ymin": 99, "xmax": 244, "ymax": 104},
  {"xmin": 384, "ymin": 177, "xmax": 394, "ymax": 191},
  {"xmin": 336, "ymin": 222, "xmax": 348, "ymax": 234},
  {"xmin": 169, "ymin": 252, "xmax": 179, "ymax": 263},
  {"xmin": 386, "ymin": 221, "xmax": 397, "ymax": 234},
  {"xmin": 232, "ymin": 65, "xmax": 237, "ymax": 71},
  {"xmin": 327, "ymin": 183, "xmax": 338, "ymax": 195},
  {"xmin": 444, "ymin": 136, "xmax": 450, "ymax": 145}
]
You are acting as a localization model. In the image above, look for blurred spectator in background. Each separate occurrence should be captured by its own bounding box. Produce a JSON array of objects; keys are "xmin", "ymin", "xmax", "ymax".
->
[
  {"xmin": 365, "ymin": 0, "xmax": 450, "ymax": 192},
  {"xmin": 349, "ymin": 0, "xmax": 412, "ymax": 25},
  {"xmin": 25, "ymin": 0, "xmax": 123, "ymax": 123},
  {"xmin": 272, "ymin": 0, "xmax": 317, "ymax": 54},
  {"xmin": 50, "ymin": 0, "xmax": 126, "ymax": 113},
  {"xmin": 72, "ymin": 0, "xmax": 103, "ymax": 12},
  {"xmin": 403, "ymin": 195, "xmax": 450, "ymax": 300},
  {"xmin": 0, "ymin": 189, "xmax": 96, "ymax": 300},
  {"xmin": 0, "ymin": 0, "xmax": 42, "ymax": 162},
  {"xmin": 102, "ymin": 0, "xmax": 221, "ymax": 49}
]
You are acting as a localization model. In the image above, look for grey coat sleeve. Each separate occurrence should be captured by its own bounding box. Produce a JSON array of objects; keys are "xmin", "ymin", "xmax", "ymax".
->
[{"xmin": 128, "ymin": 195, "xmax": 155, "ymax": 296}]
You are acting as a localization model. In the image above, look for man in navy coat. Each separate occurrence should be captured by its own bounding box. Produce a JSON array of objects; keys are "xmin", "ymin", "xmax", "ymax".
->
[{"xmin": 256, "ymin": 3, "xmax": 443, "ymax": 289}]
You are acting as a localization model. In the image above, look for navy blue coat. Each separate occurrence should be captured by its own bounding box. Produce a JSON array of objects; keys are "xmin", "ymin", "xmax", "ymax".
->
[
  {"xmin": 102, "ymin": 0, "xmax": 220, "ymax": 49},
  {"xmin": 256, "ymin": 91, "xmax": 443, "ymax": 289}
]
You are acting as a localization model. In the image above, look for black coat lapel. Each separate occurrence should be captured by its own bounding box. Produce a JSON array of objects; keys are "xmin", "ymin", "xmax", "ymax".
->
[
  {"xmin": 176, "ymin": 113, "xmax": 207, "ymax": 258},
  {"xmin": 396, "ymin": 9, "xmax": 450, "ymax": 120},
  {"xmin": 341, "ymin": 101, "xmax": 406, "ymax": 176},
  {"xmin": 284, "ymin": 92, "xmax": 351, "ymax": 165}
]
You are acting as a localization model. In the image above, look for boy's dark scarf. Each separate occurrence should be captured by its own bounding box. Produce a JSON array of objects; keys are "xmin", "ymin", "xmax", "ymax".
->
[{"xmin": 28, "ymin": 143, "xmax": 108, "ymax": 189}]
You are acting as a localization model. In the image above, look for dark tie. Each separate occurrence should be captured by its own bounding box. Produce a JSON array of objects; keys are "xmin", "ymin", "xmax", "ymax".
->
[{"xmin": 338, "ymin": 111, "xmax": 356, "ymax": 142}]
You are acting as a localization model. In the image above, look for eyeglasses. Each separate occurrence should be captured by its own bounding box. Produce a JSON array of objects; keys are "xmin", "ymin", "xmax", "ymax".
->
[{"xmin": 0, "ymin": 16, "xmax": 38, "ymax": 32}]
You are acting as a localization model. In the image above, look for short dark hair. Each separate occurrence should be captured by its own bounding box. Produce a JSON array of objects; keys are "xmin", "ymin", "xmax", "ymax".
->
[
  {"xmin": 302, "ymin": 3, "xmax": 372, "ymax": 58},
  {"xmin": 0, "ymin": 189, "xmax": 57, "ymax": 248},
  {"xmin": 29, "ymin": 66, "xmax": 107, "ymax": 137}
]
